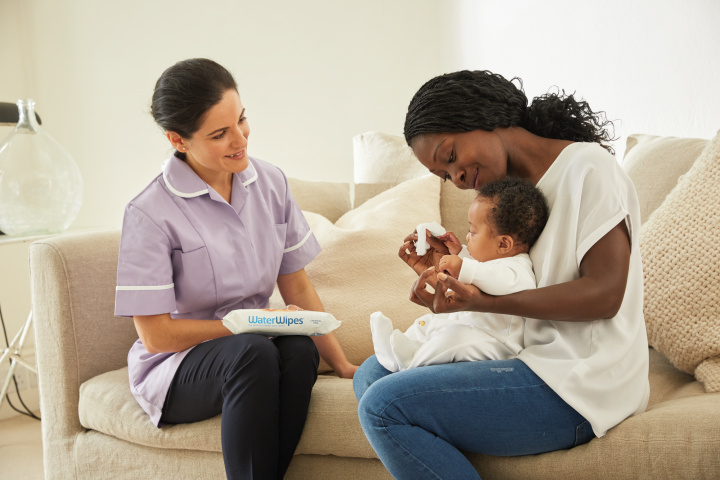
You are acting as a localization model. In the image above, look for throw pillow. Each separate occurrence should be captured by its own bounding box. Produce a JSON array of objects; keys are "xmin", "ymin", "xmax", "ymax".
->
[
  {"xmin": 271, "ymin": 174, "xmax": 443, "ymax": 372},
  {"xmin": 640, "ymin": 129, "xmax": 720, "ymax": 392},
  {"xmin": 352, "ymin": 131, "xmax": 428, "ymax": 184},
  {"xmin": 622, "ymin": 134, "xmax": 708, "ymax": 224}
]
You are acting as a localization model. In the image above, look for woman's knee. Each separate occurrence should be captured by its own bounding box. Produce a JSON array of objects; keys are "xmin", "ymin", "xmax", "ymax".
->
[
  {"xmin": 275, "ymin": 335, "xmax": 318, "ymax": 360},
  {"xmin": 353, "ymin": 355, "xmax": 391, "ymax": 401},
  {"xmin": 223, "ymin": 334, "xmax": 281, "ymax": 373},
  {"xmin": 357, "ymin": 384, "xmax": 382, "ymax": 427},
  {"xmin": 356, "ymin": 373, "xmax": 408, "ymax": 426}
]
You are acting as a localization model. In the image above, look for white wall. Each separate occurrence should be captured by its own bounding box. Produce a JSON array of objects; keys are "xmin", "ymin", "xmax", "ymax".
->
[
  {"xmin": 4, "ymin": 0, "xmax": 458, "ymax": 231},
  {"xmin": 0, "ymin": 1, "xmax": 33, "ymax": 140},
  {"xmin": 454, "ymin": 0, "xmax": 720, "ymax": 160}
]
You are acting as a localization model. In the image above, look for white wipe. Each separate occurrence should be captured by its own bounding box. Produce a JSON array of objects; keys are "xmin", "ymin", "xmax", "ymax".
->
[
  {"xmin": 222, "ymin": 309, "xmax": 341, "ymax": 336},
  {"xmin": 414, "ymin": 222, "xmax": 446, "ymax": 256}
]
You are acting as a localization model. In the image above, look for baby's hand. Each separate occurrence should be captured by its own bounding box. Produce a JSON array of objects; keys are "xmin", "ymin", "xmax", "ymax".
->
[
  {"xmin": 436, "ymin": 232, "xmax": 462, "ymax": 255},
  {"xmin": 438, "ymin": 255, "xmax": 463, "ymax": 278}
]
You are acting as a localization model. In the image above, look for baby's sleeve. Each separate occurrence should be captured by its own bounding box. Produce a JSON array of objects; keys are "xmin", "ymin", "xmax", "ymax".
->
[{"xmin": 457, "ymin": 256, "xmax": 536, "ymax": 296}]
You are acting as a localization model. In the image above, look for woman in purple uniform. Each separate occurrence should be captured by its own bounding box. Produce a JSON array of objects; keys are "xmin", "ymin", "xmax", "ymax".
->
[{"xmin": 115, "ymin": 58, "xmax": 356, "ymax": 480}]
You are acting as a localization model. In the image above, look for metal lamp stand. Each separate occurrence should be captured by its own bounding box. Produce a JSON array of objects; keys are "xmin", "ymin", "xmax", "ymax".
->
[{"xmin": 0, "ymin": 311, "xmax": 37, "ymax": 409}]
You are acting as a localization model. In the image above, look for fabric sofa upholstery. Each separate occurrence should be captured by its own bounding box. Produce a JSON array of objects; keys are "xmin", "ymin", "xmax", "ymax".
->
[{"xmin": 30, "ymin": 133, "xmax": 720, "ymax": 479}]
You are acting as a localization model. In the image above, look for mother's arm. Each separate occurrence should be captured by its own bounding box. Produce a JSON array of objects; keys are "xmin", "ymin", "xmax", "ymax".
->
[
  {"xmin": 410, "ymin": 221, "xmax": 631, "ymax": 321},
  {"xmin": 277, "ymin": 268, "xmax": 358, "ymax": 378}
]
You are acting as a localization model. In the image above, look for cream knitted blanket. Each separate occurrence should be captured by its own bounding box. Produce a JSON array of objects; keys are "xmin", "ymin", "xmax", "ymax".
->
[{"xmin": 640, "ymin": 129, "xmax": 720, "ymax": 392}]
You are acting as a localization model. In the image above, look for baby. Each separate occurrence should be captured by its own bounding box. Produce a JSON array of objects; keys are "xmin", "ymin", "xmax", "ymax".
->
[{"xmin": 371, "ymin": 177, "xmax": 548, "ymax": 372}]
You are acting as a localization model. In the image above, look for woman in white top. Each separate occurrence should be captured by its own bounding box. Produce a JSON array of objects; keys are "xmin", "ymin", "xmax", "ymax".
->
[{"xmin": 353, "ymin": 70, "xmax": 650, "ymax": 479}]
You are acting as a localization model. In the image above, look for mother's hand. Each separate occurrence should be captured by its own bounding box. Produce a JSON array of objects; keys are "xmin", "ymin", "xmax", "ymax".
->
[
  {"xmin": 410, "ymin": 269, "xmax": 492, "ymax": 314},
  {"xmin": 398, "ymin": 231, "xmax": 450, "ymax": 283}
]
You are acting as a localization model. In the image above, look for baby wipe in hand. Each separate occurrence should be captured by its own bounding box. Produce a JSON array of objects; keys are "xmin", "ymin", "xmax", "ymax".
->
[
  {"xmin": 414, "ymin": 222, "xmax": 446, "ymax": 256},
  {"xmin": 222, "ymin": 308, "xmax": 341, "ymax": 336}
]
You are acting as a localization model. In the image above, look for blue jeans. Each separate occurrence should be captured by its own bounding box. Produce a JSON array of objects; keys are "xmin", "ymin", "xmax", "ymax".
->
[{"xmin": 354, "ymin": 356, "xmax": 594, "ymax": 480}]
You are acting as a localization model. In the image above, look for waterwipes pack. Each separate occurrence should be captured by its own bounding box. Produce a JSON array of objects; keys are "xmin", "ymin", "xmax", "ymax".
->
[{"xmin": 222, "ymin": 309, "xmax": 341, "ymax": 336}]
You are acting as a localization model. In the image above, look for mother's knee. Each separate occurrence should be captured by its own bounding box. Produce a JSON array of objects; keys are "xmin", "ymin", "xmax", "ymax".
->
[
  {"xmin": 357, "ymin": 374, "xmax": 408, "ymax": 427},
  {"xmin": 354, "ymin": 355, "xmax": 392, "ymax": 401}
]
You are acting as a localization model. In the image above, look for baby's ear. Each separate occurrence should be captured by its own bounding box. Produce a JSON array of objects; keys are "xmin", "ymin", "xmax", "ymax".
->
[{"xmin": 496, "ymin": 234, "xmax": 515, "ymax": 254}]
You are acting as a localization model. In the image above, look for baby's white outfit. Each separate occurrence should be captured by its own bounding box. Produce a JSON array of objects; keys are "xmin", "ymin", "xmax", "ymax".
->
[{"xmin": 371, "ymin": 249, "xmax": 536, "ymax": 372}]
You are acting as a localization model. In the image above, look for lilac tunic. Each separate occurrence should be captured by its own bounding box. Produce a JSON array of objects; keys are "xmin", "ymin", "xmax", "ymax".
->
[{"xmin": 114, "ymin": 155, "xmax": 321, "ymax": 426}]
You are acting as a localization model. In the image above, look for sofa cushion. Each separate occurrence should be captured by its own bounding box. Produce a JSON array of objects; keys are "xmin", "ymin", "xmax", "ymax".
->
[
  {"xmin": 288, "ymin": 178, "xmax": 351, "ymax": 223},
  {"xmin": 639, "ymin": 129, "xmax": 720, "ymax": 392},
  {"xmin": 272, "ymin": 174, "xmax": 442, "ymax": 370},
  {"xmin": 79, "ymin": 368, "xmax": 222, "ymax": 452},
  {"xmin": 78, "ymin": 349, "xmax": 718, "ymax": 479},
  {"xmin": 352, "ymin": 131, "xmax": 428, "ymax": 184},
  {"xmin": 352, "ymin": 130, "xmax": 476, "ymax": 242},
  {"xmin": 355, "ymin": 182, "xmax": 477, "ymax": 243},
  {"xmin": 79, "ymin": 368, "xmax": 377, "ymax": 459},
  {"xmin": 622, "ymin": 134, "xmax": 708, "ymax": 224}
]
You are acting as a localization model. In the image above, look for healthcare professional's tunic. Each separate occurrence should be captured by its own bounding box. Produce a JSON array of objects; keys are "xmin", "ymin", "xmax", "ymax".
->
[{"xmin": 114, "ymin": 155, "xmax": 321, "ymax": 426}]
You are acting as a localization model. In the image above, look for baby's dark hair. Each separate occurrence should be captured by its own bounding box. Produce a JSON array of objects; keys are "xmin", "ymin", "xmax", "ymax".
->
[
  {"xmin": 476, "ymin": 177, "xmax": 548, "ymax": 249},
  {"xmin": 404, "ymin": 70, "xmax": 616, "ymax": 154}
]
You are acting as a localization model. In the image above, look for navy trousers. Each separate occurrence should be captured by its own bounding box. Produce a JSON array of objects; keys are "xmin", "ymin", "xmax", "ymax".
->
[{"xmin": 161, "ymin": 334, "xmax": 319, "ymax": 479}]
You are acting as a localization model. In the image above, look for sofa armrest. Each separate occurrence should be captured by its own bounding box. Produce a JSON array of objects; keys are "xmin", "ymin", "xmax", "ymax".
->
[{"xmin": 30, "ymin": 230, "xmax": 136, "ymax": 478}]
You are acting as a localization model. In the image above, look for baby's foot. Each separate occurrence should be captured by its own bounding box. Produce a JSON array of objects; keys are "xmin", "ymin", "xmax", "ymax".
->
[
  {"xmin": 370, "ymin": 312, "xmax": 399, "ymax": 372},
  {"xmin": 390, "ymin": 330, "xmax": 422, "ymax": 371}
]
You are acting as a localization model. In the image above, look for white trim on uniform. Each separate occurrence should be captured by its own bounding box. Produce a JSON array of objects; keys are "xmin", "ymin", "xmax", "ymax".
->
[
  {"xmin": 163, "ymin": 169, "xmax": 209, "ymax": 198},
  {"xmin": 242, "ymin": 162, "xmax": 258, "ymax": 187},
  {"xmin": 116, "ymin": 283, "xmax": 175, "ymax": 291},
  {"xmin": 283, "ymin": 230, "xmax": 312, "ymax": 253}
]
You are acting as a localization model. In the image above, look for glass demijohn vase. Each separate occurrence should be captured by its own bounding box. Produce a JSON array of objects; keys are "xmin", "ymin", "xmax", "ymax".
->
[{"xmin": 0, "ymin": 99, "xmax": 83, "ymax": 236}]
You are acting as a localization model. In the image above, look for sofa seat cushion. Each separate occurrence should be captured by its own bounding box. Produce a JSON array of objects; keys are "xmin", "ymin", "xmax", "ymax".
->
[{"xmin": 79, "ymin": 368, "xmax": 377, "ymax": 459}]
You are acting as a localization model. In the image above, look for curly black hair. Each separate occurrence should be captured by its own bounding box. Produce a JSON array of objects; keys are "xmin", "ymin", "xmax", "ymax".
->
[
  {"xmin": 476, "ymin": 177, "xmax": 549, "ymax": 249},
  {"xmin": 404, "ymin": 70, "xmax": 616, "ymax": 154}
]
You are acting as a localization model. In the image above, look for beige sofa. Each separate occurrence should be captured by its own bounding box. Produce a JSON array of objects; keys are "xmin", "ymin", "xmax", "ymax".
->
[{"xmin": 31, "ymin": 132, "xmax": 720, "ymax": 479}]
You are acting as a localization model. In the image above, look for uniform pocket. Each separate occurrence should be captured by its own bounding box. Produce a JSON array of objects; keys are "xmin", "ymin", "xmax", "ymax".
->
[{"xmin": 171, "ymin": 247, "xmax": 217, "ymax": 314}]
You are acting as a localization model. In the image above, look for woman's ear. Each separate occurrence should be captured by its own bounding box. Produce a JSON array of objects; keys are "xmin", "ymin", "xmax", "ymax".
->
[{"xmin": 166, "ymin": 131, "xmax": 187, "ymax": 151}]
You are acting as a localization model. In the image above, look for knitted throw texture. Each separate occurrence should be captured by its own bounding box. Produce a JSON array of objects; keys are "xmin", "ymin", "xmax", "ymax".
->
[{"xmin": 640, "ymin": 129, "xmax": 720, "ymax": 392}]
